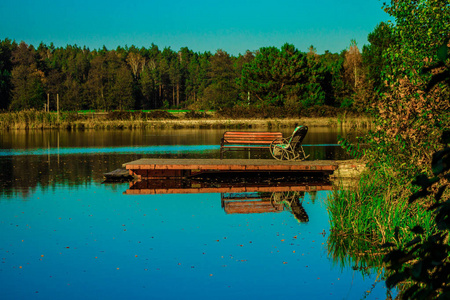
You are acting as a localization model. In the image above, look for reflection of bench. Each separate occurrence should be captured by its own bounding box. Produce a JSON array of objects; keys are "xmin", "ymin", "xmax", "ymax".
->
[{"xmin": 220, "ymin": 131, "xmax": 283, "ymax": 159}]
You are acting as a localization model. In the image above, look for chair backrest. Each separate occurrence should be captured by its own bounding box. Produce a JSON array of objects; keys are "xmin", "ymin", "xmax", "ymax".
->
[{"xmin": 287, "ymin": 125, "xmax": 308, "ymax": 150}]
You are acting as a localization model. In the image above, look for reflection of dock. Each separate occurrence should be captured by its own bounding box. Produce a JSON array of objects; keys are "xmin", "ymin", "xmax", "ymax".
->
[
  {"xmin": 124, "ymin": 179, "xmax": 333, "ymax": 195},
  {"xmin": 123, "ymin": 158, "xmax": 338, "ymax": 179},
  {"xmin": 123, "ymin": 176, "xmax": 319, "ymax": 222}
]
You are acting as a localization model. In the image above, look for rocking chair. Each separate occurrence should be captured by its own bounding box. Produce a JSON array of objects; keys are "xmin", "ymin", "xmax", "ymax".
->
[{"xmin": 269, "ymin": 125, "xmax": 309, "ymax": 161}]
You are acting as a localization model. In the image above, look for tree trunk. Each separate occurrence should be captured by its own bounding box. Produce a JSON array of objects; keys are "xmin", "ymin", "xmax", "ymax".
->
[
  {"xmin": 172, "ymin": 85, "xmax": 175, "ymax": 107},
  {"xmin": 177, "ymin": 83, "xmax": 180, "ymax": 106}
]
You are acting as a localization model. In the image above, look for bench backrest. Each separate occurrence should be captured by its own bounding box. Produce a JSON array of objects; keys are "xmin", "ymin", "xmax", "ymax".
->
[{"xmin": 223, "ymin": 132, "xmax": 283, "ymax": 144}]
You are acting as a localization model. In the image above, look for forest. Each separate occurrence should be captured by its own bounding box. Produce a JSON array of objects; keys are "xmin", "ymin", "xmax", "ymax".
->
[
  {"xmin": 0, "ymin": 28, "xmax": 389, "ymax": 114},
  {"xmin": 1, "ymin": 0, "xmax": 450, "ymax": 297}
]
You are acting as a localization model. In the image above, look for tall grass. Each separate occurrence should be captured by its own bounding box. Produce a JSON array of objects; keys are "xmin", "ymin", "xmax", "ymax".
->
[
  {"xmin": 328, "ymin": 169, "xmax": 435, "ymax": 244},
  {"xmin": 0, "ymin": 110, "xmax": 59, "ymax": 129},
  {"xmin": 327, "ymin": 166, "xmax": 436, "ymax": 263},
  {"xmin": 0, "ymin": 110, "xmax": 374, "ymax": 130},
  {"xmin": 326, "ymin": 167, "xmax": 436, "ymax": 295}
]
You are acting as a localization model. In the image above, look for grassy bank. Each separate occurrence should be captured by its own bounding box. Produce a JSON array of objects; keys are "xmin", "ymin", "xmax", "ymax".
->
[
  {"xmin": 326, "ymin": 165, "xmax": 436, "ymax": 280},
  {"xmin": 328, "ymin": 170, "xmax": 435, "ymax": 245},
  {"xmin": 0, "ymin": 110, "xmax": 373, "ymax": 130}
]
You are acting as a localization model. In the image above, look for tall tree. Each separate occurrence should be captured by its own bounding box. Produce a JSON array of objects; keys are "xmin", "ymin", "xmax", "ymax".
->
[
  {"xmin": 85, "ymin": 53, "xmax": 107, "ymax": 110},
  {"xmin": 126, "ymin": 51, "xmax": 145, "ymax": 80},
  {"xmin": 343, "ymin": 40, "xmax": 362, "ymax": 90},
  {"xmin": 9, "ymin": 42, "xmax": 46, "ymax": 110},
  {"xmin": 111, "ymin": 63, "xmax": 134, "ymax": 110},
  {"xmin": 158, "ymin": 47, "xmax": 175, "ymax": 107},
  {"xmin": 202, "ymin": 49, "xmax": 238, "ymax": 109},
  {"xmin": 184, "ymin": 52, "xmax": 210, "ymax": 106},
  {"xmin": 362, "ymin": 22, "xmax": 393, "ymax": 93},
  {"xmin": 343, "ymin": 40, "xmax": 373, "ymax": 110},
  {"xmin": 139, "ymin": 44, "xmax": 162, "ymax": 109},
  {"xmin": 303, "ymin": 46, "xmax": 326, "ymax": 108},
  {"xmin": 0, "ymin": 39, "xmax": 16, "ymax": 109},
  {"xmin": 238, "ymin": 43, "xmax": 310, "ymax": 107},
  {"xmin": 140, "ymin": 63, "xmax": 158, "ymax": 109},
  {"xmin": 319, "ymin": 51, "xmax": 345, "ymax": 107},
  {"xmin": 169, "ymin": 54, "xmax": 181, "ymax": 107}
]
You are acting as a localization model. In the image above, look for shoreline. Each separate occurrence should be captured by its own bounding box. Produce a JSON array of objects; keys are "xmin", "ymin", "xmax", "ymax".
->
[{"xmin": 0, "ymin": 116, "xmax": 373, "ymax": 130}]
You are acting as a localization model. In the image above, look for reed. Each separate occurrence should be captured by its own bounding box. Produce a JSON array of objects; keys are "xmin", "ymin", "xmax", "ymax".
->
[
  {"xmin": 326, "ymin": 167, "xmax": 436, "ymax": 296},
  {"xmin": 0, "ymin": 110, "xmax": 374, "ymax": 130},
  {"xmin": 327, "ymin": 167, "xmax": 435, "ymax": 247}
]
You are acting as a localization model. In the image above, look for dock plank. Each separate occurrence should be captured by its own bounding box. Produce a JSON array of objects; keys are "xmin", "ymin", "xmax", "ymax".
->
[
  {"xmin": 123, "ymin": 158, "xmax": 339, "ymax": 171},
  {"xmin": 122, "ymin": 158, "xmax": 343, "ymax": 180}
]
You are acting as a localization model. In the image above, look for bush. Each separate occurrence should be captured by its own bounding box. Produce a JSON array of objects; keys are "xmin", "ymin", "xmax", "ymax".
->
[
  {"xmin": 106, "ymin": 110, "xmax": 177, "ymax": 120},
  {"xmin": 183, "ymin": 110, "xmax": 211, "ymax": 119},
  {"xmin": 216, "ymin": 105, "xmax": 358, "ymax": 119}
]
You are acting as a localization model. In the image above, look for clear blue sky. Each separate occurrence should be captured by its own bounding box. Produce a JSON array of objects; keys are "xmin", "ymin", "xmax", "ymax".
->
[{"xmin": 0, "ymin": 0, "xmax": 390, "ymax": 55}]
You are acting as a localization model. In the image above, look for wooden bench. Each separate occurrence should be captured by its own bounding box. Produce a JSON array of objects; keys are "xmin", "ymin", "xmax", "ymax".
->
[{"xmin": 220, "ymin": 131, "xmax": 283, "ymax": 159}]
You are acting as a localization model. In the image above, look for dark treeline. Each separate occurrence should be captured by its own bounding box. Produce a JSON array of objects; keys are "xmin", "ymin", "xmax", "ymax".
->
[{"xmin": 0, "ymin": 31, "xmax": 391, "ymax": 113}]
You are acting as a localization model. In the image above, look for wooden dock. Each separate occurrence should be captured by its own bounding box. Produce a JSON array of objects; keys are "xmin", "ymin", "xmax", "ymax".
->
[{"xmin": 123, "ymin": 158, "xmax": 341, "ymax": 180}]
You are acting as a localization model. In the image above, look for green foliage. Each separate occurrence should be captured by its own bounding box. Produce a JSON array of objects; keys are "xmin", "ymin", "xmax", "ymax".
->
[
  {"xmin": 327, "ymin": 3, "xmax": 450, "ymax": 297},
  {"xmin": 1, "ymin": 38, "xmax": 370, "ymax": 113},
  {"xmin": 238, "ymin": 43, "xmax": 333, "ymax": 109},
  {"xmin": 347, "ymin": 0, "xmax": 450, "ymax": 297},
  {"xmin": 216, "ymin": 104, "xmax": 356, "ymax": 119},
  {"xmin": 362, "ymin": 22, "xmax": 394, "ymax": 94},
  {"xmin": 363, "ymin": 0, "xmax": 450, "ymax": 176},
  {"xmin": 384, "ymin": 131, "xmax": 450, "ymax": 299},
  {"xmin": 9, "ymin": 42, "xmax": 46, "ymax": 110},
  {"xmin": 183, "ymin": 110, "xmax": 210, "ymax": 119},
  {"xmin": 85, "ymin": 50, "xmax": 134, "ymax": 111},
  {"xmin": 0, "ymin": 39, "xmax": 15, "ymax": 109},
  {"xmin": 200, "ymin": 50, "xmax": 239, "ymax": 109},
  {"xmin": 337, "ymin": 135, "xmax": 362, "ymax": 159},
  {"xmin": 105, "ymin": 110, "xmax": 176, "ymax": 120}
]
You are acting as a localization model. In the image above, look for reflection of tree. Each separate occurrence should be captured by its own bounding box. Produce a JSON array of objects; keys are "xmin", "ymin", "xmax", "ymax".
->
[
  {"xmin": 0, "ymin": 153, "xmax": 142, "ymax": 198},
  {"xmin": 270, "ymin": 191, "xmax": 309, "ymax": 222}
]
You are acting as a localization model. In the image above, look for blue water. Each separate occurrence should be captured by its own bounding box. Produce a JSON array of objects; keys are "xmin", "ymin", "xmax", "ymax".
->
[
  {"xmin": 0, "ymin": 144, "xmax": 339, "ymax": 156},
  {"xmin": 0, "ymin": 128, "xmax": 391, "ymax": 299},
  {"xmin": 0, "ymin": 145, "xmax": 220, "ymax": 156},
  {"xmin": 0, "ymin": 184, "xmax": 389, "ymax": 299}
]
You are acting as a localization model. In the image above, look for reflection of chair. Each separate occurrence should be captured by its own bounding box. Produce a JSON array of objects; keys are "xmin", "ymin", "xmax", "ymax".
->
[
  {"xmin": 270, "ymin": 191, "xmax": 309, "ymax": 222},
  {"xmin": 269, "ymin": 125, "xmax": 309, "ymax": 161}
]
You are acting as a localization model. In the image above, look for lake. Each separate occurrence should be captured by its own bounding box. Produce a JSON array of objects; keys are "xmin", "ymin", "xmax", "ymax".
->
[{"xmin": 0, "ymin": 127, "xmax": 391, "ymax": 299}]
